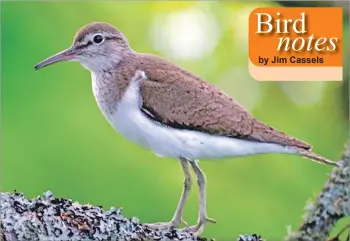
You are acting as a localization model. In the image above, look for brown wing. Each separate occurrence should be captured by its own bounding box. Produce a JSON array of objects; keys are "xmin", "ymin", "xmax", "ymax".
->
[{"xmin": 135, "ymin": 54, "xmax": 311, "ymax": 150}]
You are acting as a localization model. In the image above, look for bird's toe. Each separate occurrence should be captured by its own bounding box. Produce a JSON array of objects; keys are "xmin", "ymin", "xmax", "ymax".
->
[{"xmin": 182, "ymin": 216, "xmax": 216, "ymax": 236}]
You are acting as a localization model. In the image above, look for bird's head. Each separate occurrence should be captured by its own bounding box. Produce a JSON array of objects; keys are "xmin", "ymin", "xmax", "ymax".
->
[{"xmin": 34, "ymin": 22, "xmax": 132, "ymax": 72}]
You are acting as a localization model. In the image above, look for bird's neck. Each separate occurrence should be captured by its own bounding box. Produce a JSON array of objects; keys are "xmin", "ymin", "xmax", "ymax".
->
[{"xmin": 90, "ymin": 55, "xmax": 135, "ymax": 118}]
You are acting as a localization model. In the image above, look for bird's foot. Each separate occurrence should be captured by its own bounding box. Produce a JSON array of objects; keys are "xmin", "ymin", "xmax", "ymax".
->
[
  {"xmin": 183, "ymin": 217, "xmax": 216, "ymax": 236},
  {"xmin": 145, "ymin": 218, "xmax": 188, "ymax": 230}
]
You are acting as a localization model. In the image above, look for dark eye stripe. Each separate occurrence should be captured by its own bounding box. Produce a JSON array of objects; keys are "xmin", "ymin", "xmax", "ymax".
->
[
  {"xmin": 106, "ymin": 36, "xmax": 122, "ymax": 41},
  {"xmin": 76, "ymin": 40, "xmax": 93, "ymax": 49}
]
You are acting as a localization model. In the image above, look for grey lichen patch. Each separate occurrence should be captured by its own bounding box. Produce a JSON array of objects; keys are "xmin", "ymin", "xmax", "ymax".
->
[
  {"xmin": 285, "ymin": 143, "xmax": 350, "ymax": 241},
  {"xmin": 0, "ymin": 191, "xmax": 205, "ymax": 241}
]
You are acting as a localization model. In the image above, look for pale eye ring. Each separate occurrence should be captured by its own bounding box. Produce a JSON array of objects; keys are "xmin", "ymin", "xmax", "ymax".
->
[{"xmin": 93, "ymin": 34, "xmax": 105, "ymax": 45}]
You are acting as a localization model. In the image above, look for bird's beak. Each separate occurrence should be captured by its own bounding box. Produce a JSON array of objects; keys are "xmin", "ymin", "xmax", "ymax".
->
[{"xmin": 34, "ymin": 47, "xmax": 77, "ymax": 70}]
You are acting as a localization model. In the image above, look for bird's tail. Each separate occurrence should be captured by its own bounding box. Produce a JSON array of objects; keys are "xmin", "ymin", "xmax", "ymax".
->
[{"xmin": 293, "ymin": 147, "xmax": 341, "ymax": 167}]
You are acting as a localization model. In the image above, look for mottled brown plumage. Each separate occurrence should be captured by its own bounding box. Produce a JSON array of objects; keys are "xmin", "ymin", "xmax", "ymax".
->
[{"xmin": 111, "ymin": 52, "xmax": 312, "ymax": 150}]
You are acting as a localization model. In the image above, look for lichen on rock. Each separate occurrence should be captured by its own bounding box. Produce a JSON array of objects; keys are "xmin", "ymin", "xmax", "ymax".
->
[{"xmin": 0, "ymin": 191, "xmax": 203, "ymax": 241}]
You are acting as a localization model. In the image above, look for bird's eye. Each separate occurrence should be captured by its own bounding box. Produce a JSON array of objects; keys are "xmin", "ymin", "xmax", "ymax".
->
[{"xmin": 93, "ymin": 34, "xmax": 104, "ymax": 45}]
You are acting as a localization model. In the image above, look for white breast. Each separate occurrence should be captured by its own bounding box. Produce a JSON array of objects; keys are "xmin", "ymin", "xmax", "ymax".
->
[{"xmin": 91, "ymin": 72, "xmax": 294, "ymax": 160}]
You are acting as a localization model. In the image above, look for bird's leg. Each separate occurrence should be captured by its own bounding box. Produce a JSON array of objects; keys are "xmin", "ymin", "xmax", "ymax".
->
[
  {"xmin": 145, "ymin": 157, "xmax": 192, "ymax": 229},
  {"xmin": 184, "ymin": 160, "xmax": 216, "ymax": 236}
]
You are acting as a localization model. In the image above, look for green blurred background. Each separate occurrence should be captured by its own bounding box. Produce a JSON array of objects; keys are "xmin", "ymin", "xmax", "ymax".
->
[{"xmin": 1, "ymin": 1, "xmax": 349, "ymax": 240}]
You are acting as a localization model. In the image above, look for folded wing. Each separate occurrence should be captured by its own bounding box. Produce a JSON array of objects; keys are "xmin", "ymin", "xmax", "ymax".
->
[{"xmin": 136, "ymin": 54, "xmax": 311, "ymax": 150}]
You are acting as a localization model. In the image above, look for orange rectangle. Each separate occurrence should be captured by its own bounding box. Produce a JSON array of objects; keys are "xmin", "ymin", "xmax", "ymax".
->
[{"xmin": 249, "ymin": 7, "xmax": 343, "ymax": 67}]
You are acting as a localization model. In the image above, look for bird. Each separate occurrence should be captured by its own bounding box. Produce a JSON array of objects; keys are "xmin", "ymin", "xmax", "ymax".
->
[{"xmin": 34, "ymin": 22, "xmax": 340, "ymax": 236}]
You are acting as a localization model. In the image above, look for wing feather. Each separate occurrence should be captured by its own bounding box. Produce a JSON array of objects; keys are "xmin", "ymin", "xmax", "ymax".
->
[{"xmin": 132, "ymin": 53, "xmax": 311, "ymax": 150}]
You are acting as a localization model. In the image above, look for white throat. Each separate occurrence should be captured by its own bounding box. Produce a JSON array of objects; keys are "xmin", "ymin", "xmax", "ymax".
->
[{"xmin": 79, "ymin": 57, "xmax": 121, "ymax": 73}]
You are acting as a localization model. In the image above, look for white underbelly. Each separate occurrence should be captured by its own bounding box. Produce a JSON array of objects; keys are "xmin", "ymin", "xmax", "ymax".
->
[{"xmin": 104, "ymin": 106, "xmax": 292, "ymax": 160}]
